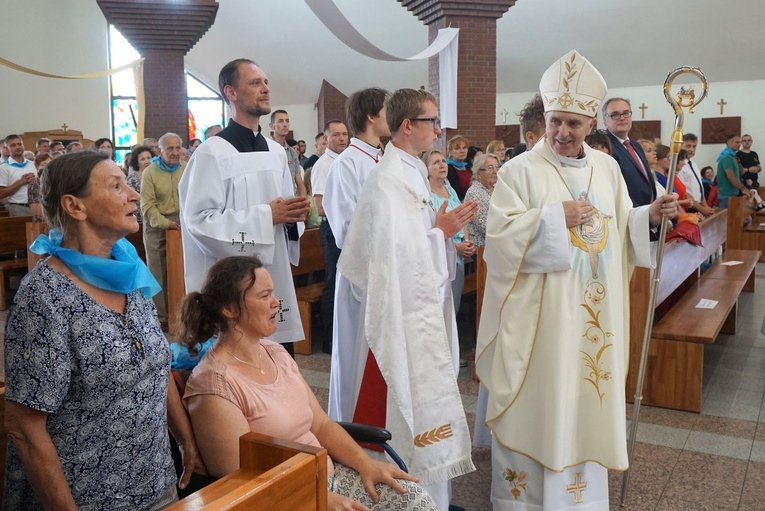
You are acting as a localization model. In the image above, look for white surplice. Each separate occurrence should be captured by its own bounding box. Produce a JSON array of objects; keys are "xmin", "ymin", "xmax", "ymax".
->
[
  {"xmin": 477, "ymin": 139, "xmax": 655, "ymax": 510},
  {"xmin": 178, "ymin": 136, "xmax": 304, "ymax": 344},
  {"xmin": 337, "ymin": 144, "xmax": 473, "ymax": 510},
  {"xmin": 322, "ymin": 137, "xmax": 381, "ymax": 422}
]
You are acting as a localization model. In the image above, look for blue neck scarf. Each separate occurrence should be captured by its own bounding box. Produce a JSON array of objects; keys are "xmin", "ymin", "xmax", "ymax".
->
[
  {"xmin": 717, "ymin": 147, "xmax": 737, "ymax": 162},
  {"xmin": 702, "ymin": 177, "xmax": 714, "ymax": 186},
  {"xmin": 447, "ymin": 157, "xmax": 467, "ymax": 170},
  {"xmin": 30, "ymin": 229, "xmax": 161, "ymax": 298},
  {"xmin": 151, "ymin": 156, "xmax": 180, "ymax": 172}
]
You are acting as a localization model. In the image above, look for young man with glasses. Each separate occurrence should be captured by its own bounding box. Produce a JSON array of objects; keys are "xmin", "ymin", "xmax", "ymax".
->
[
  {"xmin": 336, "ymin": 88, "xmax": 478, "ymax": 510},
  {"xmin": 603, "ymin": 97, "xmax": 657, "ymax": 207}
]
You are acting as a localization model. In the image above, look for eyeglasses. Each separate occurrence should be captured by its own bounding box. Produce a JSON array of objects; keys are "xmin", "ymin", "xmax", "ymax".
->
[
  {"xmin": 479, "ymin": 165, "xmax": 499, "ymax": 172},
  {"xmin": 410, "ymin": 117, "xmax": 441, "ymax": 129},
  {"xmin": 607, "ymin": 111, "xmax": 632, "ymax": 120}
]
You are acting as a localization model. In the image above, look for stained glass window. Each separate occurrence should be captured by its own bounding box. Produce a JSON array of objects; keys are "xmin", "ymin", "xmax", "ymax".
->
[
  {"xmin": 108, "ymin": 26, "xmax": 224, "ymax": 165},
  {"xmin": 187, "ymin": 73, "xmax": 225, "ymax": 142}
]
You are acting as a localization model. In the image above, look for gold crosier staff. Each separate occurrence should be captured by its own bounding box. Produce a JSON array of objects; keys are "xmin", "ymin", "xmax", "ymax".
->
[{"xmin": 620, "ymin": 67, "xmax": 708, "ymax": 507}]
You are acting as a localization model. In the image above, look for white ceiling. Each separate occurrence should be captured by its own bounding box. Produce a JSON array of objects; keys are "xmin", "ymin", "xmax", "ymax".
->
[{"xmin": 185, "ymin": 0, "xmax": 765, "ymax": 106}]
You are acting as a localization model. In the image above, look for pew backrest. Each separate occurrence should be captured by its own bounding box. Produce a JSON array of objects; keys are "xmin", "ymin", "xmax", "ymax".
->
[
  {"xmin": 166, "ymin": 432, "xmax": 328, "ymax": 511},
  {"xmin": 0, "ymin": 216, "xmax": 33, "ymax": 255}
]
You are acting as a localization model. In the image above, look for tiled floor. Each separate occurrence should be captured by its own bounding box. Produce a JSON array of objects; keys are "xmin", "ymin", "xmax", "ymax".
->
[{"xmin": 1, "ymin": 263, "xmax": 764, "ymax": 510}]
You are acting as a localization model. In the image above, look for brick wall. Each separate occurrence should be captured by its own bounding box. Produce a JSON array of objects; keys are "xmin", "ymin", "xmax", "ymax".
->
[
  {"xmin": 142, "ymin": 50, "xmax": 188, "ymax": 143},
  {"xmin": 429, "ymin": 17, "xmax": 497, "ymax": 152},
  {"xmin": 317, "ymin": 80, "xmax": 348, "ymax": 134}
]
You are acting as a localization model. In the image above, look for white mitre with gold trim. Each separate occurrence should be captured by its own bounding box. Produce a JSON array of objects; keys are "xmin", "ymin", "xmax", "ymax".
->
[{"xmin": 539, "ymin": 50, "xmax": 607, "ymax": 118}]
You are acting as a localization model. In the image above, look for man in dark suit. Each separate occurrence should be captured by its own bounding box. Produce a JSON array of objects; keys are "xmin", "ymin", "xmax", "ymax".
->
[{"xmin": 603, "ymin": 97, "xmax": 657, "ymax": 206}]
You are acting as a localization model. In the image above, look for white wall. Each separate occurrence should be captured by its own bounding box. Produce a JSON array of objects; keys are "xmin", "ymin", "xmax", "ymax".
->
[
  {"xmin": 0, "ymin": 0, "xmax": 111, "ymax": 141},
  {"xmin": 268, "ymin": 103, "xmax": 318, "ymax": 148},
  {"xmin": 497, "ymin": 79, "xmax": 765, "ymax": 171}
]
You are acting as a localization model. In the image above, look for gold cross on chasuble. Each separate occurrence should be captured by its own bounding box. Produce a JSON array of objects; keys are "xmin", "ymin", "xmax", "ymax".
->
[{"xmin": 566, "ymin": 472, "xmax": 587, "ymax": 504}]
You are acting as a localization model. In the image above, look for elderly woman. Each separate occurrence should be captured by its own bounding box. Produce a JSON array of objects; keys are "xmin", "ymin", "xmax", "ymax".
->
[
  {"xmin": 4, "ymin": 151, "xmax": 204, "ymax": 510},
  {"xmin": 463, "ymin": 153, "xmax": 500, "ymax": 247},
  {"xmin": 126, "ymin": 144, "xmax": 154, "ymax": 223},
  {"xmin": 424, "ymin": 149, "xmax": 475, "ymax": 313},
  {"xmin": 178, "ymin": 256, "xmax": 437, "ymax": 511},
  {"xmin": 93, "ymin": 137, "xmax": 115, "ymax": 160}
]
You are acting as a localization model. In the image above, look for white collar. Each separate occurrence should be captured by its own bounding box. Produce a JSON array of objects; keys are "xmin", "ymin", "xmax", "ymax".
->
[
  {"xmin": 396, "ymin": 147, "xmax": 423, "ymax": 169},
  {"xmin": 349, "ymin": 137, "xmax": 379, "ymax": 158}
]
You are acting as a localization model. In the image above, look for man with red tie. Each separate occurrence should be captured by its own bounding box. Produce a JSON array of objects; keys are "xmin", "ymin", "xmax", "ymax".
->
[{"xmin": 604, "ymin": 97, "xmax": 657, "ymax": 207}]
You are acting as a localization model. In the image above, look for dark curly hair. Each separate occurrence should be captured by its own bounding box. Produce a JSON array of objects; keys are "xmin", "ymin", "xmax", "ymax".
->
[{"xmin": 175, "ymin": 256, "xmax": 265, "ymax": 355}]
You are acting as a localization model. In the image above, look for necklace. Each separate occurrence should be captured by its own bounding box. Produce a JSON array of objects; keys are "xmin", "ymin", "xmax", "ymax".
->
[{"xmin": 219, "ymin": 344, "xmax": 265, "ymax": 375}]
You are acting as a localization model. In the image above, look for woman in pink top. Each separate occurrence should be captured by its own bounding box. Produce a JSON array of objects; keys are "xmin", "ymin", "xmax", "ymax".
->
[{"xmin": 178, "ymin": 256, "xmax": 437, "ymax": 511}]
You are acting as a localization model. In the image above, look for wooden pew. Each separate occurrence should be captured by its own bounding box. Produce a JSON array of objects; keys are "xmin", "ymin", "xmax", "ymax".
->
[
  {"xmin": 726, "ymin": 196, "xmax": 765, "ymax": 262},
  {"xmin": 626, "ymin": 210, "xmax": 764, "ymax": 412},
  {"xmin": 167, "ymin": 229, "xmax": 185, "ymax": 334},
  {"xmin": 167, "ymin": 433, "xmax": 327, "ymax": 511},
  {"xmin": 25, "ymin": 221, "xmax": 48, "ymax": 270},
  {"xmin": 289, "ymin": 228, "xmax": 324, "ymax": 355},
  {"xmin": 0, "ymin": 215, "xmax": 33, "ymax": 310}
]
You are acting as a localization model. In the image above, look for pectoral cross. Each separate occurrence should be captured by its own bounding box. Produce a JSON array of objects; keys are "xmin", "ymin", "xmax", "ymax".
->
[
  {"xmin": 500, "ymin": 109, "xmax": 509, "ymax": 124},
  {"xmin": 231, "ymin": 231, "xmax": 255, "ymax": 252},
  {"xmin": 639, "ymin": 103, "xmax": 647, "ymax": 119},
  {"xmin": 277, "ymin": 300, "xmax": 290, "ymax": 323},
  {"xmin": 566, "ymin": 472, "xmax": 587, "ymax": 504},
  {"xmin": 718, "ymin": 98, "xmax": 727, "ymax": 115}
]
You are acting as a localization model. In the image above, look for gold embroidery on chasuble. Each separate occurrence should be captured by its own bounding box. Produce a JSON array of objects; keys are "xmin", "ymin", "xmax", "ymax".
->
[
  {"xmin": 502, "ymin": 467, "xmax": 528, "ymax": 500},
  {"xmin": 569, "ymin": 208, "xmax": 611, "ymax": 279},
  {"xmin": 579, "ymin": 281, "xmax": 614, "ymax": 407},
  {"xmin": 566, "ymin": 472, "xmax": 587, "ymax": 504}
]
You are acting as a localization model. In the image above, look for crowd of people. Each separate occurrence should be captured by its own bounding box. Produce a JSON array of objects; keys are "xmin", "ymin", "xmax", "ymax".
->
[{"xmin": 0, "ymin": 49, "xmax": 763, "ymax": 511}]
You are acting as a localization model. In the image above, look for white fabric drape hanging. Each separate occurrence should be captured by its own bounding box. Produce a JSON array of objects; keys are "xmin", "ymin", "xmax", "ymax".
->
[
  {"xmin": 303, "ymin": 0, "xmax": 459, "ymax": 128},
  {"xmin": 0, "ymin": 57, "xmax": 146, "ymax": 140}
]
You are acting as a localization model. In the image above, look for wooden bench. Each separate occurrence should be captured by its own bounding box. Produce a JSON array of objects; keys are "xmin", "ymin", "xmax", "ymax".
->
[
  {"xmin": 0, "ymin": 215, "xmax": 33, "ymax": 310},
  {"xmin": 726, "ymin": 196, "xmax": 765, "ymax": 262},
  {"xmin": 167, "ymin": 433, "xmax": 327, "ymax": 511},
  {"xmin": 290, "ymin": 228, "xmax": 325, "ymax": 355},
  {"xmin": 627, "ymin": 210, "xmax": 764, "ymax": 412}
]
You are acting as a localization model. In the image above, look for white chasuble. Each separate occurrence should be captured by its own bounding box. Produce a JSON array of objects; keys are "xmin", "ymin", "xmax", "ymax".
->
[
  {"xmin": 179, "ymin": 136, "xmax": 304, "ymax": 344},
  {"xmin": 337, "ymin": 144, "xmax": 473, "ymax": 506},
  {"xmin": 477, "ymin": 139, "xmax": 654, "ymax": 508}
]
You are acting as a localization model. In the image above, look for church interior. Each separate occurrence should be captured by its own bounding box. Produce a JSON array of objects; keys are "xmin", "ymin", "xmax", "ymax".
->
[{"xmin": 2, "ymin": 0, "xmax": 765, "ymax": 509}]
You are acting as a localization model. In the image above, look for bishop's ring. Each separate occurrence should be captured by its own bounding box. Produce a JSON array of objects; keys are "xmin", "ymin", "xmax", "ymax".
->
[{"xmin": 581, "ymin": 213, "xmax": 587, "ymax": 219}]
